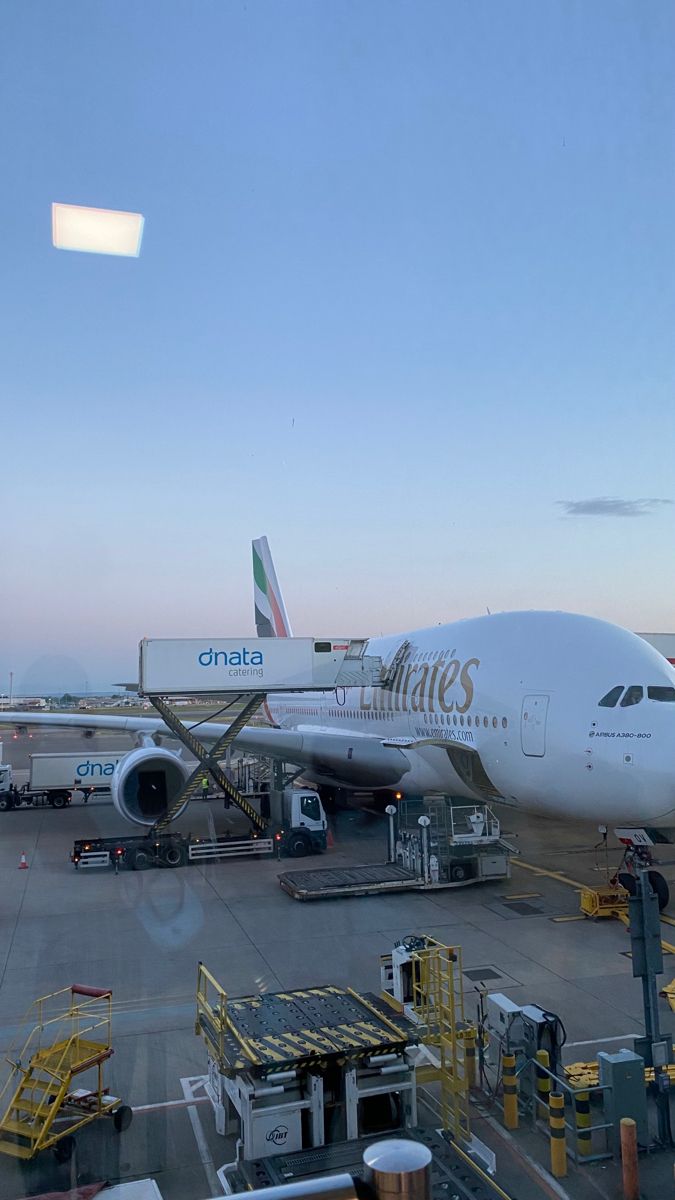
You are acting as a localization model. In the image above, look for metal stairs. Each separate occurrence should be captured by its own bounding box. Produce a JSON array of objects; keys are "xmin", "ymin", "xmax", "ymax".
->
[{"xmin": 0, "ymin": 985, "xmax": 114, "ymax": 1159}]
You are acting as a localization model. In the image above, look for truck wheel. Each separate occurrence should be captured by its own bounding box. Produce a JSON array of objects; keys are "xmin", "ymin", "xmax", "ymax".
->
[
  {"xmin": 51, "ymin": 793, "xmax": 67, "ymax": 809},
  {"xmin": 132, "ymin": 847, "xmax": 152, "ymax": 870},
  {"xmin": 162, "ymin": 843, "xmax": 186, "ymax": 868},
  {"xmin": 0, "ymin": 795, "xmax": 13, "ymax": 812},
  {"xmin": 450, "ymin": 863, "xmax": 469, "ymax": 882},
  {"xmin": 288, "ymin": 834, "xmax": 310, "ymax": 858},
  {"xmin": 113, "ymin": 1104, "xmax": 133, "ymax": 1132}
]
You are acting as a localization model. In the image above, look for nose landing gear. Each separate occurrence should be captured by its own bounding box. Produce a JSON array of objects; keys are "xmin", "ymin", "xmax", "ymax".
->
[{"xmin": 612, "ymin": 841, "xmax": 670, "ymax": 912}]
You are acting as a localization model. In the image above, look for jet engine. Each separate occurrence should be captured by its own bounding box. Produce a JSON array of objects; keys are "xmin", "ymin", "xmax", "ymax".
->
[{"xmin": 111, "ymin": 747, "xmax": 191, "ymax": 827}]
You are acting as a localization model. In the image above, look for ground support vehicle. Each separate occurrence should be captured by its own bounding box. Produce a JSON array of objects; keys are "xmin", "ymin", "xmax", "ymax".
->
[
  {"xmin": 0, "ymin": 983, "xmax": 131, "ymax": 1162},
  {"xmin": 280, "ymin": 797, "xmax": 513, "ymax": 900},
  {"xmin": 196, "ymin": 961, "xmax": 418, "ymax": 1165},
  {"xmin": 72, "ymin": 785, "xmax": 327, "ymax": 869},
  {"xmin": 73, "ymin": 830, "xmax": 278, "ymax": 870},
  {"xmin": 0, "ymin": 762, "xmax": 13, "ymax": 810},
  {"xmin": 1, "ymin": 752, "xmax": 125, "ymax": 812}
]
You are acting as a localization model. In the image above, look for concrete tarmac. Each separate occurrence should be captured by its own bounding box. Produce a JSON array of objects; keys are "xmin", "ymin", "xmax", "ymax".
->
[{"xmin": 0, "ymin": 732, "xmax": 673, "ymax": 1200}]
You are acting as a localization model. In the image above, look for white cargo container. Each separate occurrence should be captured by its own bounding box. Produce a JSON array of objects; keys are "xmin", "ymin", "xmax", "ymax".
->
[
  {"xmin": 29, "ymin": 751, "xmax": 127, "ymax": 792},
  {"xmin": 139, "ymin": 636, "xmax": 383, "ymax": 695}
]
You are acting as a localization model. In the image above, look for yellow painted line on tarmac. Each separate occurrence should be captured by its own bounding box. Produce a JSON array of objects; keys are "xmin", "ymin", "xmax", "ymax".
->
[
  {"xmin": 501, "ymin": 892, "xmax": 541, "ymax": 901},
  {"xmin": 517, "ymin": 859, "xmax": 675, "ymax": 952},
  {"xmin": 514, "ymin": 859, "xmax": 585, "ymax": 890},
  {"xmin": 550, "ymin": 915, "xmax": 585, "ymax": 923}
]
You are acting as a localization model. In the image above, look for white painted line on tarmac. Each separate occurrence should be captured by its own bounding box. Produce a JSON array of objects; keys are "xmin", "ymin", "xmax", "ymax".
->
[
  {"xmin": 132, "ymin": 1096, "xmax": 211, "ymax": 1113},
  {"xmin": 181, "ymin": 1074, "xmax": 221, "ymax": 1197},
  {"xmin": 565, "ymin": 1033, "xmax": 639, "ymax": 1049}
]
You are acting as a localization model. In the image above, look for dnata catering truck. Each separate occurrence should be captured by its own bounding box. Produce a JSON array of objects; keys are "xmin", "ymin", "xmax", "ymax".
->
[
  {"xmin": 0, "ymin": 752, "xmax": 127, "ymax": 811},
  {"xmin": 72, "ymin": 786, "xmax": 329, "ymax": 870}
]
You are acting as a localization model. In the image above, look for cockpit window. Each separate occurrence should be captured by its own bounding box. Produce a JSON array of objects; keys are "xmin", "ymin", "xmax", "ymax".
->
[
  {"xmin": 620, "ymin": 685, "xmax": 643, "ymax": 707},
  {"xmin": 598, "ymin": 686, "xmax": 623, "ymax": 708},
  {"xmin": 647, "ymin": 686, "xmax": 675, "ymax": 702}
]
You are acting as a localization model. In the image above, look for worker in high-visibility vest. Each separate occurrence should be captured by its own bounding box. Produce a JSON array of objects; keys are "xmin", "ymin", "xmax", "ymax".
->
[{"xmin": 201, "ymin": 775, "xmax": 209, "ymax": 801}]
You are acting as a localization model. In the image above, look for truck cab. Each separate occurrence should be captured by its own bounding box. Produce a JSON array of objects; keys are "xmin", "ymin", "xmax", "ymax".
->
[
  {"xmin": 270, "ymin": 787, "xmax": 328, "ymax": 857},
  {"xmin": 0, "ymin": 764, "xmax": 13, "ymax": 810}
]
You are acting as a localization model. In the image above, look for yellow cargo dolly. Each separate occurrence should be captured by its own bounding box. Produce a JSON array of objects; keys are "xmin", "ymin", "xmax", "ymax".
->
[
  {"xmin": 579, "ymin": 883, "xmax": 629, "ymax": 920},
  {"xmin": 0, "ymin": 984, "xmax": 131, "ymax": 1162}
]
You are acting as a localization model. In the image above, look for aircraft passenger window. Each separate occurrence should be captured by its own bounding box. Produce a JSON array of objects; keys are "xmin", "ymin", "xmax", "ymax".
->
[
  {"xmin": 598, "ymin": 686, "xmax": 623, "ymax": 708},
  {"xmin": 620, "ymin": 686, "xmax": 643, "ymax": 707},
  {"xmin": 647, "ymin": 686, "xmax": 675, "ymax": 702},
  {"xmin": 502, "ymin": 717, "xmax": 508, "ymax": 728},
  {"xmin": 484, "ymin": 716, "xmax": 488, "ymax": 728},
  {"xmin": 492, "ymin": 716, "xmax": 497, "ymax": 728}
]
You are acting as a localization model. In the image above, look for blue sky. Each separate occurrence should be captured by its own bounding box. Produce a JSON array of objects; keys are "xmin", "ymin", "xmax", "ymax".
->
[{"xmin": 1, "ymin": 1, "xmax": 674, "ymax": 692}]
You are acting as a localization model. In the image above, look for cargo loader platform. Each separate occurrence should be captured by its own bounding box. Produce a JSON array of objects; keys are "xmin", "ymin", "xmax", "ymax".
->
[
  {"xmin": 280, "ymin": 798, "xmax": 513, "ymax": 900},
  {"xmin": 197, "ymin": 975, "xmax": 412, "ymax": 1077},
  {"xmin": 279, "ymin": 863, "xmax": 422, "ymax": 899}
]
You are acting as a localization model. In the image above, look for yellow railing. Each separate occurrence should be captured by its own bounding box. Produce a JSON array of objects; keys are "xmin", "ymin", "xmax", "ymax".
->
[
  {"xmin": 408, "ymin": 939, "xmax": 471, "ymax": 1143},
  {"xmin": 0, "ymin": 986, "xmax": 112, "ymax": 1122},
  {"xmin": 196, "ymin": 961, "xmax": 229, "ymax": 1063}
]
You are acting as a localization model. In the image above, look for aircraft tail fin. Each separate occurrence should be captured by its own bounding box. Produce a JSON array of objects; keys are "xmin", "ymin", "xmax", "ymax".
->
[{"xmin": 252, "ymin": 536, "xmax": 293, "ymax": 638}]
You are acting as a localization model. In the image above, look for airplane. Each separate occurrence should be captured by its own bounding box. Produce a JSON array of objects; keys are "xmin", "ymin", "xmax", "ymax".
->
[{"xmin": 2, "ymin": 536, "xmax": 674, "ymax": 906}]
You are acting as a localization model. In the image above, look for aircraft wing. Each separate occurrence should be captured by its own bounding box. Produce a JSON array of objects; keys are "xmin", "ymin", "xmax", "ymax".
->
[{"xmin": 0, "ymin": 712, "xmax": 411, "ymax": 789}]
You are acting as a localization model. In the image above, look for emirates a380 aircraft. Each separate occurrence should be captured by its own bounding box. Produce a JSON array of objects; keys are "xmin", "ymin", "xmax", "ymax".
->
[{"xmin": 3, "ymin": 537, "xmax": 675, "ymax": 902}]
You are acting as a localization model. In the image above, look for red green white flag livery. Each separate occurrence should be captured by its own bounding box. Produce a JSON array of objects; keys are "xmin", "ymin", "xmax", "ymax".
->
[{"xmin": 252, "ymin": 536, "xmax": 293, "ymax": 639}]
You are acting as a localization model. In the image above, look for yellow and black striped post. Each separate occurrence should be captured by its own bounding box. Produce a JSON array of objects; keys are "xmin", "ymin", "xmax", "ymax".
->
[
  {"xmin": 574, "ymin": 1090, "xmax": 591, "ymax": 1158},
  {"xmin": 464, "ymin": 1027, "xmax": 477, "ymax": 1089},
  {"xmin": 535, "ymin": 1048, "xmax": 550, "ymax": 1119},
  {"xmin": 502, "ymin": 1053, "xmax": 518, "ymax": 1129},
  {"xmin": 549, "ymin": 1092, "xmax": 567, "ymax": 1178}
]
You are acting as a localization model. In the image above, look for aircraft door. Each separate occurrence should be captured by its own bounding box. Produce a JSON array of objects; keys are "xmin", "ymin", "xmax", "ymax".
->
[{"xmin": 521, "ymin": 695, "xmax": 549, "ymax": 757}]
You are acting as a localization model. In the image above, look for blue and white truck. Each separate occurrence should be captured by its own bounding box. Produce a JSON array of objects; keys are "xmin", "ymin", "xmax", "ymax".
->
[{"xmin": 1, "ymin": 751, "xmax": 127, "ymax": 810}]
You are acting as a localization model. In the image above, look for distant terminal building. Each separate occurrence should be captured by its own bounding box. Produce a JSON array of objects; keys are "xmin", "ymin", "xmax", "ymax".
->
[
  {"xmin": 0, "ymin": 696, "xmax": 48, "ymax": 711},
  {"xmin": 636, "ymin": 633, "xmax": 675, "ymax": 665}
]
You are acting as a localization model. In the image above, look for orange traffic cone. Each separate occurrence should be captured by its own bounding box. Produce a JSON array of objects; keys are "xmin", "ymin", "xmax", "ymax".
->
[
  {"xmin": 326, "ymin": 828, "xmax": 335, "ymax": 849},
  {"xmin": 18, "ymin": 851, "xmax": 28, "ymax": 870}
]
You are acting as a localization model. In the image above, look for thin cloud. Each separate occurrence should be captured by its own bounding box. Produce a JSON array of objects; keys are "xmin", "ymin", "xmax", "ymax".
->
[{"xmin": 557, "ymin": 497, "xmax": 672, "ymax": 518}]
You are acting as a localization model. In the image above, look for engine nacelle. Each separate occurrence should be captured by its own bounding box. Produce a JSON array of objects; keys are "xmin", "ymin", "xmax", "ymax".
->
[{"xmin": 111, "ymin": 747, "xmax": 191, "ymax": 827}]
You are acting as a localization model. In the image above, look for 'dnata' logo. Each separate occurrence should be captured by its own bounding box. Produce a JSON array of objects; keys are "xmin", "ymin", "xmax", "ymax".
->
[
  {"xmin": 76, "ymin": 760, "xmax": 120, "ymax": 777},
  {"xmin": 198, "ymin": 647, "xmax": 263, "ymax": 667},
  {"xmin": 360, "ymin": 649, "xmax": 480, "ymax": 715}
]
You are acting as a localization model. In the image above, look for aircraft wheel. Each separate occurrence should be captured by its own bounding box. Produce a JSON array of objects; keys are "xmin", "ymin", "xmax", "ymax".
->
[
  {"xmin": 648, "ymin": 871, "xmax": 670, "ymax": 912},
  {"xmin": 113, "ymin": 1104, "xmax": 133, "ymax": 1132},
  {"xmin": 53, "ymin": 1135, "xmax": 76, "ymax": 1163},
  {"xmin": 617, "ymin": 872, "xmax": 637, "ymax": 897}
]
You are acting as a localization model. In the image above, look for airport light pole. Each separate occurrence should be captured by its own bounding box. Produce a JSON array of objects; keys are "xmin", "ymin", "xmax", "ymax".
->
[{"xmin": 630, "ymin": 869, "xmax": 673, "ymax": 1147}]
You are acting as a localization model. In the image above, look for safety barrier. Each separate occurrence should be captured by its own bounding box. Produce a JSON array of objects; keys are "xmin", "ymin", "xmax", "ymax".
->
[{"xmin": 524, "ymin": 1057, "xmax": 613, "ymax": 1165}]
